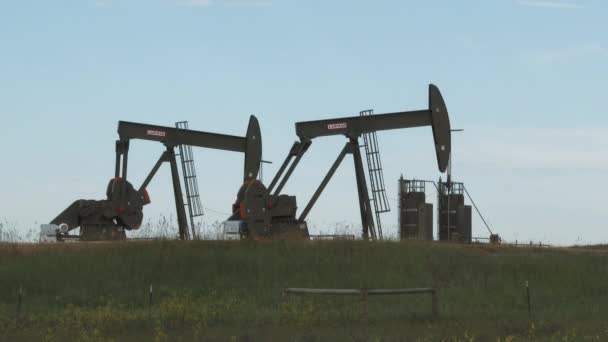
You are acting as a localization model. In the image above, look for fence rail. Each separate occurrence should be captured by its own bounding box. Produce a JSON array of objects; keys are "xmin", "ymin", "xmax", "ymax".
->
[
  {"xmin": 283, "ymin": 287, "xmax": 438, "ymax": 319},
  {"xmin": 309, "ymin": 234, "xmax": 356, "ymax": 240}
]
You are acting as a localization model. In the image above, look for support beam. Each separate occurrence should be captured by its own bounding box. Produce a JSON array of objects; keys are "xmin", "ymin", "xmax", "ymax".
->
[
  {"xmin": 118, "ymin": 115, "xmax": 262, "ymax": 183},
  {"xmin": 351, "ymin": 138, "xmax": 377, "ymax": 240},
  {"xmin": 118, "ymin": 121, "xmax": 247, "ymax": 153},
  {"xmin": 298, "ymin": 143, "xmax": 351, "ymax": 222},
  {"xmin": 119, "ymin": 140, "xmax": 130, "ymax": 210},
  {"xmin": 114, "ymin": 141, "xmax": 123, "ymax": 178},
  {"xmin": 138, "ymin": 151, "xmax": 170, "ymax": 192},
  {"xmin": 294, "ymin": 84, "xmax": 451, "ymax": 173},
  {"xmin": 272, "ymin": 140, "xmax": 311, "ymax": 196},
  {"xmin": 267, "ymin": 141, "xmax": 301, "ymax": 194},
  {"xmin": 296, "ymin": 110, "xmax": 431, "ymax": 140},
  {"xmin": 167, "ymin": 146, "xmax": 190, "ymax": 240}
]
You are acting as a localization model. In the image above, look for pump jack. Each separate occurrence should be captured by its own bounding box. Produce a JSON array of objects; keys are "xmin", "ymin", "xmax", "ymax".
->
[
  {"xmin": 42, "ymin": 116, "xmax": 261, "ymax": 241},
  {"xmin": 42, "ymin": 84, "xmax": 451, "ymax": 242},
  {"xmin": 228, "ymin": 84, "xmax": 451, "ymax": 240}
]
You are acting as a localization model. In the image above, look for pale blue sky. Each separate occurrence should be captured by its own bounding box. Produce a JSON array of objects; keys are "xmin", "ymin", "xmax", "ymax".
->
[{"xmin": 1, "ymin": 0, "xmax": 606, "ymax": 244}]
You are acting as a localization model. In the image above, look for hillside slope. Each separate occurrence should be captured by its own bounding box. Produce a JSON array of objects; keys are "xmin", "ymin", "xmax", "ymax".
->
[{"xmin": 0, "ymin": 240, "xmax": 607, "ymax": 341}]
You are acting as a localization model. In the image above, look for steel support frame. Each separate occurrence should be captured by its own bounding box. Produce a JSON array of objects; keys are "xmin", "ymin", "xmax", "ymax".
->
[
  {"xmin": 138, "ymin": 151, "xmax": 170, "ymax": 192},
  {"xmin": 166, "ymin": 145, "xmax": 190, "ymax": 240},
  {"xmin": 298, "ymin": 143, "xmax": 351, "ymax": 222},
  {"xmin": 267, "ymin": 142, "xmax": 300, "ymax": 194},
  {"xmin": 268, "ymin": 140, "xmax": 312, "ymax": 196},
  {"xmin": 278, "ymin": 138, "xmax": 378, "ymax": 240},
  {"xmin": 351, "ymin": 138, "xmax": 377, "ymax": 240},
  {"xmin": 114, "ymin": 140, "xmax": 190, "ymax": 240}
]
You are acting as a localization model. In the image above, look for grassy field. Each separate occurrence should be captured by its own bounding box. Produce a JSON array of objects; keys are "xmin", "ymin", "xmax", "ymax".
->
[{"xmin": 0, "ymin": 240, "xmax": 607, "ymax": 341}]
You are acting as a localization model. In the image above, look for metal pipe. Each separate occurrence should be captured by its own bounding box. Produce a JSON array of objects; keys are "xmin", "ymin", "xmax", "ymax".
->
[
  {"xmin": 463, "ymin": 185, "xmax": 494, "ymax": 235},
  {"xmin": 284, "ymin": 288, "xmax": 436, "ymax": 295}
]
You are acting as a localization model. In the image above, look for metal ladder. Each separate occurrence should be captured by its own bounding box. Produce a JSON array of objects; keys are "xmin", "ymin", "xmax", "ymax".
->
[
  {"xmin": 360, "ymin": 110, "xmax": 391, "ymax": 239},
  {"xmin": 175, "ymin": 121, "xmax": 204, "ymax": 239}
]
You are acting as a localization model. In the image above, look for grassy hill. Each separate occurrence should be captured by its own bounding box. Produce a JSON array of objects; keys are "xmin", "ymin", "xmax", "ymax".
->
[{"xmin": 0, "ymin": 240, "xmax": 607, "ymax": 341}]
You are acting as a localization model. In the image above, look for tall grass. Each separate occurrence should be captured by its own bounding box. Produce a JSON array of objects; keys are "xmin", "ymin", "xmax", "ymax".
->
[
  {"xmin": 0, "ymin": 215, "xmax": 231, "ymax": 243},
  {"xmin": 1, "ymin": 240, "xmax": 608, "ymax": 340},
  {"xmin": 128, "ymin": 215, "xmax": 240, "ymax": 240},
  {"xmin": 0, "ymin": 219, "xmax": 37, "ymax": 243},
  {"xmin": 1, "ymin": 214, "xmax": 372, "ymax": 242}
]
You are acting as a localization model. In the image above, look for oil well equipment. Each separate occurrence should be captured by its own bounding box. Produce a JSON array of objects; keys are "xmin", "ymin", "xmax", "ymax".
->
[
  {"xmin": 358, "ymin": 109, "xmax": 391, "ymax": 239},
  {"xmin": 227, "ymin": 84, "xmax": 452, "ymax": 240},
  {"xmin": 437, "ymin": 178, "xmax": 472, "ymax": 242},
  {"xmin": 41, "ymin": 116, "xmax": 262, "ymax": 241},
  {"xmin": 41, "ymin": 83, "xmax": 452, "ymax": 242},
  {"xmin": 398, "ymin": 176, "xmax": 433, "ymax": 240},
  {"xmin": 397, "ymin": 174, "xmax": 500, "ymax": 243}
]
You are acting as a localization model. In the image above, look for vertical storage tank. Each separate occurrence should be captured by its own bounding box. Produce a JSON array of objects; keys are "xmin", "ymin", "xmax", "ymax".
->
[
  {"xmin": 437, "ymin": 178, "xmax": 472, "ymax": 242},
  {"xmin": 398, "ymin": 176, "xmax": 433, "ymax": 240}
]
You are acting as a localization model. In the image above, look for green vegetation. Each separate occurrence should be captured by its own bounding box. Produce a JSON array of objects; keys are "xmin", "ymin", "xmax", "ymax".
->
[{"xmin": 0, "ymin": 240, "xmax": 607, "ymax": 341}]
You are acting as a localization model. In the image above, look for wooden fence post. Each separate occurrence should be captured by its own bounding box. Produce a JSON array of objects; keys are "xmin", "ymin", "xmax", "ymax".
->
[
  {"xmin": 148, "ymin": 284, "xmax": 153, "ymax": 321},
  {"xmin": 16, "ymin": 285, "xmax": 23, "ymax": 321},
  {"xmin": 525, "ymin": 280, "xmax": 531, "ymax": 319},
  {"xmin": 360, "ymin": 289, "xmax": 368, "ymax": 322},
  {"xmin": 431, "ymin": 289, "xmax": 438, "ymax": 317}
]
